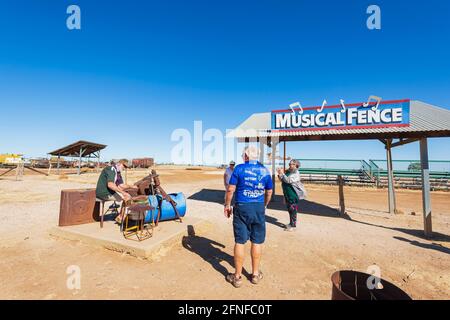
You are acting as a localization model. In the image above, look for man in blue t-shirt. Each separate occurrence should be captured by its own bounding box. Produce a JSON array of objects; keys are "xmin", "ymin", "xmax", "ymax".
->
[{"xmin": 224, "ymin": 145, "xmax": 273, "ymax": 288}]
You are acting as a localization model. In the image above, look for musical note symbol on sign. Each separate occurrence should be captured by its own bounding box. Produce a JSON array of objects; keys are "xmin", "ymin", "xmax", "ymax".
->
[
  {"xmin": 317, "ymin": 99, "xmax": 327, "ymax": 112},
  {"xmin": 340, "ymin": 99, "xmax": 346, "ymax": 113},
  {"xmin": 363, "ymin": 95, "xmax": 382, "ymax": 111},
  {"xmin": 289, "ymin": 102, "xmax": 303, "ymax": 115}
]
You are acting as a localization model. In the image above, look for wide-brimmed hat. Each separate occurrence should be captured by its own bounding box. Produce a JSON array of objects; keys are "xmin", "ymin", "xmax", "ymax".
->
[
  {"xmin": 229, "ymin": 161, "xmax": 236, "ymax": 165},
  {"xmin": 118, "ymin": 159, "xmax": 130, "ymax": 168}
]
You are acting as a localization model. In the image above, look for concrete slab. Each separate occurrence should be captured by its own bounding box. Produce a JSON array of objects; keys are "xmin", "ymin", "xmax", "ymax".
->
[{"xmin": 49, "ymin": 216, "xmax": 209, "ymax": 260}]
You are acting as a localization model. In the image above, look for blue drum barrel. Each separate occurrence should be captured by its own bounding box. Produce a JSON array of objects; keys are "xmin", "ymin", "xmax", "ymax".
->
[
  {"xmin": 144, "ymin": 193, "xmax": 186, "ymax": 223},
  {"xmin": 144, "ymin": 195, "xmax": 159, "ymax": 223}
]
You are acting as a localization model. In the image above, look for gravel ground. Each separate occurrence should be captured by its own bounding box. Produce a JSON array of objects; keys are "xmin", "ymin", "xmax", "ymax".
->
[{"xmin": 0, "ymin": 167, "xmax": 449, "ymax": 299}]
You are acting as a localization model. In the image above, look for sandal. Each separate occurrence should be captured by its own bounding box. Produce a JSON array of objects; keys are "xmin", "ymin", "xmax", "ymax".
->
[
  {"xmin": 226, "ymin": 273, "xmax": 243, "ymax": 288},
  {"xmin": 251, "ymin": 271, "xmax": 263, "ymax": 284}
]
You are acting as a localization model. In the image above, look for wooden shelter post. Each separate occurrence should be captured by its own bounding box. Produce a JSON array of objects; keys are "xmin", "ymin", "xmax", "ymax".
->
[
  {"xmin": 271, "ymin": 140, "xmax": 278, "ymax": 199},
  {"xmin": 97, "ymin": 151, "xmax": 101, "ymax": 172},
  {"xmin": 259, "ymin": 138, "xmax": 265, "ymax": 164},
  {"xmin": 77, "ymin": 147, "xmax": 85, "ymax": 175},
  {"xmin": 78, "ymin": 147, "xmax": 82, "ymax": 175},
  {"xmin": 386, "ymin": 139, "xmax": 397, "ymax": 214},
  {"xmin": 420, "ymin": 138, "xmax": 433, "ymax": 237}
]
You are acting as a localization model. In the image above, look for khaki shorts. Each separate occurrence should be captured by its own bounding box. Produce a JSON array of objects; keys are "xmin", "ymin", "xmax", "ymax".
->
[{"xmin": 104, "ymin": 193, "xmax": 123, "ymax": 201}]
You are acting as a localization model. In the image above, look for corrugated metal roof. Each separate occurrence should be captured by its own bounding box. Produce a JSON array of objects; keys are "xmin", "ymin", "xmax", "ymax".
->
[
  {"xmin": 227, "ymin": 101, "xmax": 450, "ymax": 140},
  {"xmin": 48, "ymin": 140, "xmax": 107, "ymax": 157}
]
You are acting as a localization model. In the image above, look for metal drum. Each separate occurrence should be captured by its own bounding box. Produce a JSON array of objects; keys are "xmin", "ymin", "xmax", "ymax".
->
[
  {"xmin": 144, "ymin": 195, "xmax": 159, "ymax": 223},
  {"xmin": 331, "ymin": 270, "xmax": 412, "ymax": 300},
  {"xmin": 144, "ymin": 193, "xmax": 186, "ymax": 223}
]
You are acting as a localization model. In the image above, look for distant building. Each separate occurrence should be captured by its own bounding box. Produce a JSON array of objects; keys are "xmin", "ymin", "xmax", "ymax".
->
[{"xmin": 0, "ymin": 154, "xmax": 24, "ymax": 166}]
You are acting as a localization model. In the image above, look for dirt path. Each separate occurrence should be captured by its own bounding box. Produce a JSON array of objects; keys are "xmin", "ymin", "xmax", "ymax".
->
[{"xmin": 0, "ymin": 168, "xmax": 449, "ymax": 299}]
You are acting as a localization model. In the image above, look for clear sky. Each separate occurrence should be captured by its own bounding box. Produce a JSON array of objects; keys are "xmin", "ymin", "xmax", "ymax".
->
[{"xmin": 1, "ymin": 0, "xmax": 450, "ymax": 164}]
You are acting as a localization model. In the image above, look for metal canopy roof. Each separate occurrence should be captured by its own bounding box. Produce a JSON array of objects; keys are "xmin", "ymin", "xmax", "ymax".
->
[
  {"xmin": 228, "ymin": 100, "xmax": 450, "ymax": 142},
  {"xmin": 48, "ymin": 140, "xmax": 107, "ymax": 157}
]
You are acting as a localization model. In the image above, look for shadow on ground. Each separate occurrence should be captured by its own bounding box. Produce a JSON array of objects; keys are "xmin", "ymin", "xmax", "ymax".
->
[
  {"xmin": 189, "ymin": 189, "xmax": 340, "ymax": 230},
  {"xmin": 182, "ymin": 225, "xmax": 250, "ymax": 279},
  {"xmin": 189, "ymin": 189, "xmax": 450, "ymax": 244},
  {"xmin": 188, "ymin": 189, "xmax": 340, "ymax": 217},
  {"xmin": 342, "ymin": 214, "xmax": 450, "ymax": 244},
  {"xmin": 393, "ymin": 236, "xmax": 450, "ymax": 255},
  {"xmin": 188, "ymin": 189, "xmax": 226, "ymax": 205}
]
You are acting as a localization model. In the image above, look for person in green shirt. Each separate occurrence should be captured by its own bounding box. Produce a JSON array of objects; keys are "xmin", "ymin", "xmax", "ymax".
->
[
  {"xmin": 95, "ymin": 159, "xmax": 134, "ymax": 202},
  {"xmin": 277, "ymin": 159, "xmax": 307, "ymax": 231}
]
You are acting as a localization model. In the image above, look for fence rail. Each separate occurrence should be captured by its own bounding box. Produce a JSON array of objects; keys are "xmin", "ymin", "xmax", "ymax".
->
[{"xmin": 294, "ymin": 158, "xmax": 450, "ymax": 191}]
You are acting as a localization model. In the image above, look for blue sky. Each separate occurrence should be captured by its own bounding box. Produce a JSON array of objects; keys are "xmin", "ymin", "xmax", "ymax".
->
[{"xmin": 1, "ymin": 0, "xmax": 450, "ymax": 164}]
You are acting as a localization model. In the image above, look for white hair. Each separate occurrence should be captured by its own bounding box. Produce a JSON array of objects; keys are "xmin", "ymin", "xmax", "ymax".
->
[
  {"xmin": 289, "ymin": 159, "xmax": 300, "ymax": 168},
  {"xmin": 242, "ymin": 145, "xmax": 259, "ymax": 160}
]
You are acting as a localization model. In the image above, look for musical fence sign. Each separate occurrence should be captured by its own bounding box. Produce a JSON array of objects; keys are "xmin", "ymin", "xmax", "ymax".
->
[{"xmin": 271, "ymin": 99, "xmax": 410, "ymax": 131}]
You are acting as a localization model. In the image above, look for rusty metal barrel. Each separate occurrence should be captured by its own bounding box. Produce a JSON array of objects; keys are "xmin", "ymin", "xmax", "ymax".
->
[{"xmin": 331, "ymin": 270, "xmax": 412, "ymax": 300}]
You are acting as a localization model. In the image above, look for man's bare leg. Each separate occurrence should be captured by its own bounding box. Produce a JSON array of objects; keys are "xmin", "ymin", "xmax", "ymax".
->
[
  {"xmin": 234, "ymin": 243, "xmax": 245, "ymax": 278},
  {"xmin": 251, "ymin": 243, "xmax": 262, "ymax": 276}
]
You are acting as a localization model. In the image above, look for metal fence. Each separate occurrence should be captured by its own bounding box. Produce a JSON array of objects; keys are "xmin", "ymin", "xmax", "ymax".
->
[{"xmin": 293, "ymin": 158, "xmax": 450, "ymax": 190}]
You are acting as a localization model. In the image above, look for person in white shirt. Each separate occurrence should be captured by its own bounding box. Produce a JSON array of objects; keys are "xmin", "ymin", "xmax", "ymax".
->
[
  {"xmin": 224, "ymin": 160, "xmax": 236, "ymax": 189},
  {"xmin": 224, "ymin": 161, "xmax": 235, "ymax": 202}
]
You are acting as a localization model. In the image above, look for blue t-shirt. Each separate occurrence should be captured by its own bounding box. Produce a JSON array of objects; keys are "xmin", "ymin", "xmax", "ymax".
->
[{"xmin": 229, "ymin": 161, "xmax": 273, "ymax": 203}]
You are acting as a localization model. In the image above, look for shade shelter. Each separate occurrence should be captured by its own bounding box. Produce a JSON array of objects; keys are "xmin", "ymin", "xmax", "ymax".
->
[
  {"xmin": 48, "ymin": 140, "xmax": 107, "ymax": 175},
  {"xmin": 228, "ymin": 99, "xmax": 450, "ymax": 238}
]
